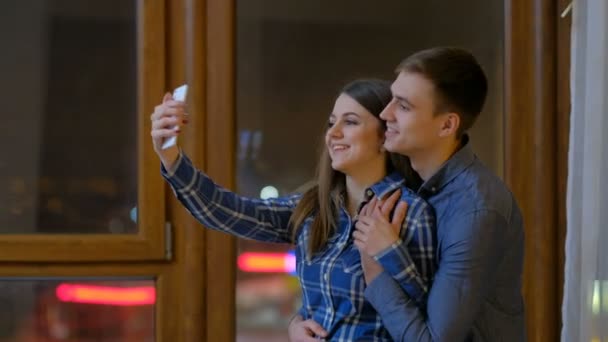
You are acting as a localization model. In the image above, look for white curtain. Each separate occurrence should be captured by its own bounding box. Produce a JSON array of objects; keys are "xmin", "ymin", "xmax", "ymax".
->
[{"xmin": 562, "ymin": 1, "xmax": 608, "ymax": 341}]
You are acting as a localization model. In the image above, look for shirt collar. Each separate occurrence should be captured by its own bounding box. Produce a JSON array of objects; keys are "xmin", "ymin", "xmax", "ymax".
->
[
  {"xmin": 335, "ymin": 171, "xmax": 405, "ymax": 207},
  {"xmin": 419, "ymin": 134, "xmax": 476, "ymax": 196},
  {"xmin": 366, "ymin": 171, "xmax": 405, "ymax": 200}
]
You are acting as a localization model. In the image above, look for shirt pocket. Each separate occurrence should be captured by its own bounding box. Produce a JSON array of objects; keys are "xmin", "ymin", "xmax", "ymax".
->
[
  {"xmin": 299, "ymin": 224, "xmax": 340, "ymax": 265},
  {"xmin": 339, "ymin": 245, "xmax": 363, "ymax": 276}
]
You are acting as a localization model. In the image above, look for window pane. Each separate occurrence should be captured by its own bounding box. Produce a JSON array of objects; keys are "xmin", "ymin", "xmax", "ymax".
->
[
  {"xmin": 0, "ymin": 0, "xmax": 137, "ymax": 234},
  {"xmin": 0, "ymin": 278, "xmax": 155, "ymax": 341},
  {"xmin": 235, "ymin": 0, "xmax": 504, "ymax": 340}
]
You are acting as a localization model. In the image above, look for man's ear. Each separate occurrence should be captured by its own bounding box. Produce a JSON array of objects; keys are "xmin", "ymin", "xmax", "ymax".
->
[{"xmin": 438, "ymin": 112, "xmax": 460, "ymax": 138}]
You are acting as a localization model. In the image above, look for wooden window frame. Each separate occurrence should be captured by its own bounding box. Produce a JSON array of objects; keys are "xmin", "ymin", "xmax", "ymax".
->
[{"xmin": 0, "ymin": 0, "xmax": 168, "ymax": 262}]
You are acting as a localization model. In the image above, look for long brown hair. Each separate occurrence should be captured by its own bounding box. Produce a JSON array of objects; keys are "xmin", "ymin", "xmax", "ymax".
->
[{"xmin": 289, "ymin": 79, "xmax": 421, "ymax": 257}]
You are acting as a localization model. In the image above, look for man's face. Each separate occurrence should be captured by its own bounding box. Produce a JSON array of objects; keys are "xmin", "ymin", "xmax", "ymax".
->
[{"xmin": 380, "ymin": 71, "xmax": 448, "ymax": 156}]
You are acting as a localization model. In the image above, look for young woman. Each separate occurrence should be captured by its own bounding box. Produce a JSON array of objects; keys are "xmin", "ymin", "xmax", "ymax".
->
[{"xmin": 150, "ymin": 79, "xmax": 436, "ymax": 341}]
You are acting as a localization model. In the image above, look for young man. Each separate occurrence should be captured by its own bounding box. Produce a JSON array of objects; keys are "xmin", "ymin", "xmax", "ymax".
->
[{"xmin": 290, "ymin": 47, "xmax": 525, "ymax": 341}]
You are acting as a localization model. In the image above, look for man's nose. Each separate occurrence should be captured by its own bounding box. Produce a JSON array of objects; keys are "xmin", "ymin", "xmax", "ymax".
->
[{"xmin": 380, "ymin": 101, "xmax": 394, "ymax": 121}]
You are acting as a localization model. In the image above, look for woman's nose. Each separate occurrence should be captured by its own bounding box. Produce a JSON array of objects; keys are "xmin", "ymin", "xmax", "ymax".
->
[{"xmin": 327, "ymin": 122, "xmax": 343, "ymax": 138}]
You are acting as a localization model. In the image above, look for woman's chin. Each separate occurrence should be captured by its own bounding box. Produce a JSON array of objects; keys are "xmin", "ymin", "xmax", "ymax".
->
[{"xmin": 331, "ymin": 162, "xmax": 349, "ymax": 174}]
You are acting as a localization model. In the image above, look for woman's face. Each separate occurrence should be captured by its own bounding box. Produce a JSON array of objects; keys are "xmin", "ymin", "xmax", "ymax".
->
[{"xmin": 325, "ymin": 93, "xmax": 386, "ymax": 176}]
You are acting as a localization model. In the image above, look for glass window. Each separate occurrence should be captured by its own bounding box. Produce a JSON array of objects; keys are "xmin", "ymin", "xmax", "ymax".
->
[
  {"xmin": 0, "ymin": 0, "xmax": 137, "ymax": 234},
  {"xmin": 0, "ymin": 278, "xmax": 155, "ymax": 342},
  {"xmin": 235, "ymin": 1, "xmax": 504, "ymax": 340}
]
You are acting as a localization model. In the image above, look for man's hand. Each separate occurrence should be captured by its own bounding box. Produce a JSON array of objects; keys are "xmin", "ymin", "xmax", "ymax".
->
[
  {"xmin": 353, "ymin": 190, "xmax": 408, "ymax": 257},
  {"xmin": 288, "ymin": 315, "xmax": 328, "ymax": 342}
]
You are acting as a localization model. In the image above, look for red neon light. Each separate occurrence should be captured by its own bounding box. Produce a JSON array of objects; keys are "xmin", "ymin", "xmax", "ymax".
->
[
  {"xmin": 238, "ymin": 252, "xmax": 295, "ymax": 273},
  {"xmin": 56, "ymin": 284, "xmax": 156, "ymax": 306}
]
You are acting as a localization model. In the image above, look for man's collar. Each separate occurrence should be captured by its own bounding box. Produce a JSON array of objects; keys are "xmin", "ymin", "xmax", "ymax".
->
[{"xmin": 419, "ymin": 134, "xmax": 476, "ymax": 196}]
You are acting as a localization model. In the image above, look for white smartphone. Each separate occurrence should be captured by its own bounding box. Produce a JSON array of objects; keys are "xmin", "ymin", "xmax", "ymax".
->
[{"xmin": 161, "ymin": 84, "xmax": 188, "ymax": 150}]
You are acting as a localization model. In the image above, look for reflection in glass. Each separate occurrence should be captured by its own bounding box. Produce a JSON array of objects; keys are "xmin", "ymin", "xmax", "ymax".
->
[
  {"xmin": 235, "ymin": 1, "xmax": 504, "ymax": 340},
  {"xmin": 0, "ymin": 279, "xmax": 155, "ymax": 342},
  {"xmin": 0, "ymin": 0, "xmax": 137, "ymax": 234}
]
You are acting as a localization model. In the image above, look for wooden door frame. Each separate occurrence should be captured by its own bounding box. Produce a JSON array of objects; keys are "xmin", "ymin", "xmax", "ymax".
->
[
  {"xmin": 197, "ymin": 0, "xmax": 572, "ymax": 340},
  {"xmin": 505, "ymin": 0, "xmax": 569, "ymax": 340},
  {"xmin": 0, "ymin": 0, "xmax": 208, "ymax": 341}
]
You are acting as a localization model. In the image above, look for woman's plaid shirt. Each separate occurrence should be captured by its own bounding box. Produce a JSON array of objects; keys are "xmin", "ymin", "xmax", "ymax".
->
[{"xmin": 162, "ymin": 153, "xmax": 436, "ymax": 341}]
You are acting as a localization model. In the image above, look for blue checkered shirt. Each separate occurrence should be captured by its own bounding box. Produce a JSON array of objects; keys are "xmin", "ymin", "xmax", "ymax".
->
[{"xmin": 162, "ymin": 153, "xmax": 436, "ymax": 341}]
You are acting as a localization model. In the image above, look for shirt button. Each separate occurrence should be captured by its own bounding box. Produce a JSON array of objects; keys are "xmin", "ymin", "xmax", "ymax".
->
[
  {"xmin": 366, "ymin": 189, "xmax": 373, "ymax": 197},
  {"xmin": 324, "ymin": 273, "xmax": 329, "ymax": 281},
  {"xmin": 431, "ymin": 187, "xmax": 437, "ymax": 192}
]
